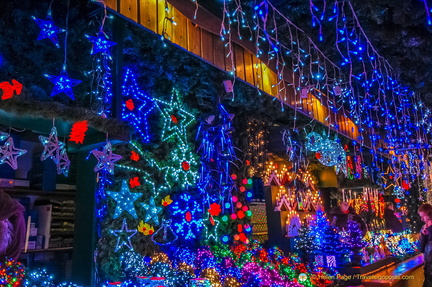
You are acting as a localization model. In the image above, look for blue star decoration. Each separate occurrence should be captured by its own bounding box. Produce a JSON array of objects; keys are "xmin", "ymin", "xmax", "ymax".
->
[
  {"xmin": 39, "ymin": 127, "xmax": 65, "ymax": 164},
  {"xmin": 156, "ymin": 91, "xmax": 195, "ymax": 144},
  {"xmin": 32, "ymin": 14, "xmax": 65, "ymax": 48},
  {"xmin": 91, "ymin": 141, "xmax": 122, "ymax": 175},
  {"xmin": 141, "ymin": 196, "xmax": 162, "ymax": 226},
  {"xmin": 106, "ymin": 180, "xmax": 143, "ymax": 219},
  {"xmin": 122, "ymin": 69, "xmax": 155, "ymax": 143},
  {"xmin": 85, "ymin": 33, "xmax": 117, "ymax": 55},
  {"xmin": 0, "ymin": 136, "xmax": 27, "ymax": 170},
  {"xmin": 45, "ymin": 67, "xmax": 82, "ymax": 100},
  {"xmin": 111, "ymin": 218, "xmax": 137, "ymax": 252}
]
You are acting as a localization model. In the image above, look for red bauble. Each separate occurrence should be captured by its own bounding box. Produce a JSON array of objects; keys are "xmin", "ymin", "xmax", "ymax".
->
[{"xmin": 182, "ymin": 161, "xmax": 190, "ymax": 171}]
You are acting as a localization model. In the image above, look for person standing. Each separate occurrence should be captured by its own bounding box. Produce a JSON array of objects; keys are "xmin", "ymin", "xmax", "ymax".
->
[
  {"xmin": 329, "ymin": 201, "xmax": 367, "ymax": 236},
  {"xmin": 384, "ymin": 202, "xmax": 404, "ymax": 233},
  {"xmin": 418, "ymin": 203, "xmax": 432, "ymax": 287}
]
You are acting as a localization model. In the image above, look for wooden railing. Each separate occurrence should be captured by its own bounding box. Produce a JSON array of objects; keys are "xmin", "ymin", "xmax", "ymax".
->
[{"xmin": 103, "ymin": 0, "xmax": 360, "ymax": 141}]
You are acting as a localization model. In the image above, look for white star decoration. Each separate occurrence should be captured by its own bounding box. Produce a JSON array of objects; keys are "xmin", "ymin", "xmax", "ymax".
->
[
  {"xmin": 141, "ymin": 196, "xmax": 162, "ymax": 226},
  {"xmin": 39, "ymin": 127, "xmax": 65, "ymax": 164},
  {"xmin": 111, "ymin": 218, "xmax": 137, "ymax": 252},
  {"xmin": 39, "ymin": 127, "xmax": 70, "ymax": 177},
  {"xmin": 106, "ymin": 180, "xmax": 143, "ymax": 219},
  {"xmin": 0, "ymin": 136, "xmax": 27, "ymax": 170},
  {"xmin": 0, "ymin": 132, "xmax": 9, "ymax": 141},
  {"xmin": 91, "ymin": 141, "xmax": 122, "ymax": 175},
  {"xmin": 156, "ymin": 92, "xmax": 195, "ymax": 144},
  {"xmin": 57, "ymin": 150, "xmax": 70, "ymax": 176}
]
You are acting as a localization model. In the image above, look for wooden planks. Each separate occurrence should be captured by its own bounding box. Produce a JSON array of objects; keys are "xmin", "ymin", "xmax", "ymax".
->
[{"xmin": 104, "ymin": 0, "xmax": 362, "ymax": 142}]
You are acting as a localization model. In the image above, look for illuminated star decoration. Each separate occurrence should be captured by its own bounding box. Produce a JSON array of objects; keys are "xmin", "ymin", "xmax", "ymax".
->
[
  {"xmin": 380, "ymin": 166, "xmax": 401, "ymax": 190},
  {"xmin": 202, "ymin": 213, "xmax": 220, "ymax": 243},
  {"xmin": 0, "ymin": 136, "xmax": 27, "ymax": 170},
  {"xmin": 111, "ymin": 218, "xmax": 137, "ymax": 252},
  {"xmin": 32, "ymin": 14, "xmax": 65, "ymax": 48},
  {"xmin": 141, "ymin": 196, "xmax": 163, "ymax": 226},
  {"xmin": 85, "ymin": 33, "xmax": 117, "ymax": 55},
  {"xmin": 56, "ymin": 150, "xmax": 70, "ymax": 176},
  {"xmin": 0, "ymin": 132, "xmax": 9, "ymax": 141},
  {"xmin": 122, "ymin": 69, "xmax": 155, "ymax": 142},
  {"xmin": 39, "ymin": 127, "xmax": 65, "ymax": 164},
  {"xmin": 106, "ymin": 180, "xmax": 143, "ymax": 219},
  {"xmin": 91, "ymin": 141, "xmax": 122, "ymax": 175},
  {"xmin": 45, "ymin": 67, "xmax": 82, "ymax": 100},
  {"xmin": 156, "ymin": 91, "xmax": 195, "ymax": 144}
]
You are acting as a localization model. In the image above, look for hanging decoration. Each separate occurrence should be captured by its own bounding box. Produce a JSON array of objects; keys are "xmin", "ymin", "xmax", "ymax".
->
[
  {"xmin": 122, "ymin": 69, "xmax": 155, "ymax": 142},
  {"xmin": 141, "ymin": 196, "xmax": 163, "ymax": 226},
  {"xmin": 39, "ymin": 126, "xmax": 65, "ymax": 163},
  {"xmin": 85, "ymin": 33, "xmax": 117, "ymax": 55},
  {"xmin": 151, "ymin": 219, "xmax": 178, "ymax": 245},
  {"xmin": 0, "ymin": 79, "xmax": 23, "ymax": 100},
  {"xmin": 170, "ymin": 193, "xmax": 204, "ymax": 240},
  {"xmin": 69, "ymin": 120, "xmax": 88, "ymax": 144},
  {"xmin": 106, "ymin": 180, "xmax": 143, "ymax": 219},
  {"xmin": 306, "ymin": 132, "xmax": 347, "ymax": 175},
  {"xmin": 196, "ymin": 104, "xmax": 238, "ymax": 207},
  {"xmin": 156, "ymin": 91, "xmax": 195, "ymax": 144},
  {"xmin": 56, "ymin": 149, "xmax": 71, "ymax": 177},
  {"xmin": 245, "ymin": 119, "xmax": 267, "ymax": 177},
  {"xmin": 91, "ymin": 141, "xmax": 122, "ymax": 175},
  {"xmin": 111, "ymin": 218, "xmax": 137, "ymax": 252},
  {"xmin": 39, "ymin": 126, "xmax": 70, "ymax": 176},
  {"xmin": 32, "ymin": 13, "xmax": 65, "ymax": 48},
  {"xmin": 86, "ymin": 3, "xmax": 115, "ymax": 117},
  {"xmin": 0, "ymin": 132, "xmax": 9, "ymax": 141},
  {"xmin": 45, "ymin": 66, "xmax": 82, "ymax": 100},
  {"xmin": 0, "ymin": 136, "xmax": 27, "ymax": 170},
  {"xmin": 282, "ymin": 129, "xmax": 306, "ymax": 170}
]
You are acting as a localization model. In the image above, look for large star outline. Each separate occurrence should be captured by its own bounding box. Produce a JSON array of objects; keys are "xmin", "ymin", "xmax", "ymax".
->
[{"xmin": 111, "ymin": 218, "xmax": 137, "ymax": 252}]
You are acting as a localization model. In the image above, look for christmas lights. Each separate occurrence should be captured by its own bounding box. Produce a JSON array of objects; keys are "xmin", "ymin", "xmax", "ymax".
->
[
  {"xmin": 156, "ymin": 91, "xmax": 195, "ymax": 144},
  {"xmin": 106, "ymin": 180, "xmax": 143, "ymax": 219},
  {"xmin": 141, "ymin": 196, "xmax": 162, "ymax": 226},
  {"xmin": 0, "ymin": 135, "xmax": 27, "ymax": 170},
  {"xmin": 122, "ymin": 69, "xmax": 155, "ymax": 142},
  {"xmin": 171, "ymin": 193, "xmax": 203, "ymax": 240},
  {"xmin": 111, "ymin": 218, "xmax": 137, "ymax": 252},
  {"xmin": 32, "ymin": 14, "xmax": 65, "ymax": 48},
  {"xmin": 45, "ymin": 67, "xmax": 82, "ymax": 100},
  {"xmin": 91, "ymin": 141, "xmax": 122, "ymax": 175}
]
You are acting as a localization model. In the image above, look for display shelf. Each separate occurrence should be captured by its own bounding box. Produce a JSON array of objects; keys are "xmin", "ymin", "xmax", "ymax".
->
[
  {"xmin": 22, "ymin": 247, "xmax": 73, "ymax": 254},
  {"xmin": 3, "ymin": 188, "xmax": 75, "ymax": 197}
]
